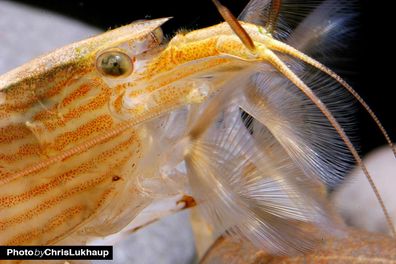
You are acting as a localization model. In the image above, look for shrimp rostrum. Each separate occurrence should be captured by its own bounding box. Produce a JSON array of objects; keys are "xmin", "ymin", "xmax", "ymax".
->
[{"xmin": 0, "ymin": 0, "xmax": 394, "ymax": 258}]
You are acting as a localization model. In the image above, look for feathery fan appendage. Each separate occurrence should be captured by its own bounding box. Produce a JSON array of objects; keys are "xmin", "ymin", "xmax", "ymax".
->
[
  {"xmin": 183, "ymin": 94, "xmax": 345, "ymax": 254},
  {"xmin": 142, "ymin": 0, "xmax": 373, "ymax": 254}
]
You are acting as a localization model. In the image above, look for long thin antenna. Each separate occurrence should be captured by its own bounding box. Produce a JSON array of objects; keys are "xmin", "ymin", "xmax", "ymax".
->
[
  {"xmin": 263, "ymin": 49, "xmax": 396, "ymax": 237},
  {"xmin": 211, "ymin": 0, "xmax": 256, "ymax": 51},
  {"xmin": 266, "ymin": 38, "xmax": 396, "ymax": 159}
]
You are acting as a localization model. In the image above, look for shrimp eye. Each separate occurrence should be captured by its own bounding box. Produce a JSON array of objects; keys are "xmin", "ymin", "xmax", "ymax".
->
[{"xmin": 96, "ymin": 50, "xmax": 133, "ymax": 78}]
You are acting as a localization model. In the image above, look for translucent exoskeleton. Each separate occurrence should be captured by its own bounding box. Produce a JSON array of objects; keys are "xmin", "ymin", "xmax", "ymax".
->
[{"xmin": 0, "ymin": 0, "xmax": 394, "ymax": 262}]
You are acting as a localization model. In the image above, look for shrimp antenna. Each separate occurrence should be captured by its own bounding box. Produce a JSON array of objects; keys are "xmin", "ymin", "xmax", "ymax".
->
[
  {"xmin": 266, "ymin": 0, "xmax": 282, "ymax": 33},
  {"xmin": 265, "ymin": 38, "xmax": 396, "ymax": 159},
  {"xmin": 262, "ymin": 48, "xmax": 396, "ymax": 237},
  {"xmin": 211, "ymin": 0, "xmax": 256, "ymax": 51}
]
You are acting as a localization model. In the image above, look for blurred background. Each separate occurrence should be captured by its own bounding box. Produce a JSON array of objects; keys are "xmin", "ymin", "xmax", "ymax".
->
[{"xmin": 0, "ymin": 0, "xmax": 394, "ymax": 263}]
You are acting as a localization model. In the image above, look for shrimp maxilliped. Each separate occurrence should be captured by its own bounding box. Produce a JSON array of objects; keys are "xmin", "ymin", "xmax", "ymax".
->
[{"xmin": 0, "ymin": 0, "xmax": 394, "ymax": 261}]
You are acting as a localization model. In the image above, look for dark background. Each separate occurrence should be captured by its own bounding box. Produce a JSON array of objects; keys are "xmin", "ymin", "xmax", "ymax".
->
[{"xmin": 10, "ymin": 0, "xmax": 393, "ymax": 156}]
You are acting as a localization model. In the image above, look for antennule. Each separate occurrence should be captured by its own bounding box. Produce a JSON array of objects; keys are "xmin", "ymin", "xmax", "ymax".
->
[
  {"xmin": 262, "ymin": 49, "xmax": 396, "ymax": 237},
  {"xmin": 266, "ymin": 38, "xmax": 396, "ymax": 159}
]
